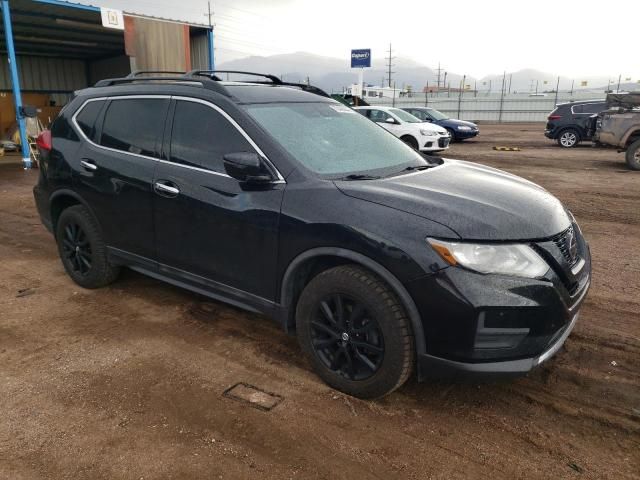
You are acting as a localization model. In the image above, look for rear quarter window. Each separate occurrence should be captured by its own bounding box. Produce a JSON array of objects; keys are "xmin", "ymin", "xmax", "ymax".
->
[{"xmin": 75, "ymin": 100, "xmax": 106, "ymax": 142}]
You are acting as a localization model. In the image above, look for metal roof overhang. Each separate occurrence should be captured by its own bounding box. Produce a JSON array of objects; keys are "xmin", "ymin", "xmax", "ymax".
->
[{"xmin": 0, "ymin": 0, "xmax": 125, "ymax": 59}]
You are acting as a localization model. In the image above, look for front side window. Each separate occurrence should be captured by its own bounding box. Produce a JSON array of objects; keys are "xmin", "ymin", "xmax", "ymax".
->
[
  {"xmin": 426, "ymin": 108, "xmax": 448, "ymax": 121},
  {"xmin": 169, "ymin": 100, "xmax": 254, "ymax": 173},
  {"xmin": 245, "ymin": 102, "xmax": 429, "ymax": 178},
  {"xmin": 100, "ymin": 98, "xmax": 169, "ymax": 158},
  {"xmin": 388, "ymin": 108, "xmax": 422, "ymax": 123}
]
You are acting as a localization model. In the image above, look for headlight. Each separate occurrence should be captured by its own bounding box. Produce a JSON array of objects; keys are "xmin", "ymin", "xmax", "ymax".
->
[
  {"xmin": 427, "ymin": 238, "xmax": 549, "ymax": 278},
  {"xmin": 457, "ymin": 126, "xmax": 472, "ymax": 131},
  {"xmin": 420, "ymin": 129, "xmax": 437, "ymax": 136}
]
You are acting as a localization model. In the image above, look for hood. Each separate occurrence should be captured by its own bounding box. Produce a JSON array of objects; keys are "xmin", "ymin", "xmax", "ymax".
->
[
  {"xmin": 437, "ymin": 118, "xmax": 477, "ymax": 129},
  {"xmin": 335, "ymin": 160, "xmax": 570, "ymax": 241}
]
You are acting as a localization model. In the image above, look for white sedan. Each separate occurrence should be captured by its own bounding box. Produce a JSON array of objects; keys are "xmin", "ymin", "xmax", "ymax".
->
[{"xmin": 354, "ymin": 106, "xmax": 451, "ymax": 153}]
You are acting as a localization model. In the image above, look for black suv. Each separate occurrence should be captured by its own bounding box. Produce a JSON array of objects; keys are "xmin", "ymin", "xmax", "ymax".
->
[
  {"xmin": 545, "ymin": 100, "xmax": 606, "ymax": 147},
  {"xmin": 34, "ymin": 71, "xmax": 591, "ymax": 399}
]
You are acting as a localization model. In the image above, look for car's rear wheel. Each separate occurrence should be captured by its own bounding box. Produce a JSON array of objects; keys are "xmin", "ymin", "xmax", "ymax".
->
[
  {"xmin": 400, "ymin": 135, "xmax": 419, "ymax": 151},
  {"xmin": 296, "ymin": 265, "xmax": 415, "ymax": 399},
  {"xmin": 557, "ymin": 129, "xmax": 579, "ymax": 148},
  {"xmin": 56, "ymin": 205, "xmax": 120, "ymax": 289},
  {"xmin": 625, "ymin": 139, "xmax": 640, "ymax": 171}
]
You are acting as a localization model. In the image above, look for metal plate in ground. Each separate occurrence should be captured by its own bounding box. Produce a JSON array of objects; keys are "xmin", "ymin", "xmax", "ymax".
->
[{"xmin": 222, "ymin": 383, "xmax": 284, "ymax": 411}]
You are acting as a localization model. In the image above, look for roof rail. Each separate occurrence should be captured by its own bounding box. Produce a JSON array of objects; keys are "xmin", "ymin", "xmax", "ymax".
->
[
  {"xmin": 188, "ymin": 70, "xmax": 283, "ymax": 84},
  {"xmin": 126, "ymin": 70, "xmax": 186, "ymax": 78},
  {"xmin": 187, "ymin": 70, "xmax": 330, "ymax": 97},
  {"xmin": 94, "ymin": 75, "xmax": 231, "ymax": 97}
]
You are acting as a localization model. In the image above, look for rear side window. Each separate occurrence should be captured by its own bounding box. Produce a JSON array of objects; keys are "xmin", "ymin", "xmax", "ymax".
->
[
  {"xmin": 100, "ymin": 98, "xmax": 169, "ymax": 158},
  {"xmin": 169, "ymin": 100, "xmax": 254, "ymax": 173},
  {"xmin": 75, "ymin": 100, "xmax": 105, "ymax": 142},
  {"xmin": 582, "ymin": 103, "xmax": 605, "ymax": 114}
]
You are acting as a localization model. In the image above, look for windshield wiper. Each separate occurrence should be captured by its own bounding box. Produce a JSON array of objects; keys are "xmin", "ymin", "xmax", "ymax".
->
[
  {"xmin": 340, "ymin": 174, "xmax": 381, "ymax": 181},
  {"xmin": 401, "ymin": 165, "xmax": 432, "ymax": 172}
]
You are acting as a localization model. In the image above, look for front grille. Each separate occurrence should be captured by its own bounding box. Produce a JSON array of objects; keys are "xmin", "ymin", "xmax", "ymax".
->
[
  {"xmin": 550, "ymin": 225, "xmax": 579, "ymax": 267},
  {"xmin": 438, "ymin": 138, "xmax": 450, "ymax": 148}
]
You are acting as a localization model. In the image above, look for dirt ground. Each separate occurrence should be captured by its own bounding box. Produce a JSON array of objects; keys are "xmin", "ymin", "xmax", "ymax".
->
[{"xmin": 1, "ymin": 123, "xmax": 638, "ymax": 480}]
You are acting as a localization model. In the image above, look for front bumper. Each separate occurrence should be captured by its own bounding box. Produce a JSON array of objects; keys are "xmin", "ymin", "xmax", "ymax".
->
[
  {"xmin": 406, "ymin": 230, "xmax": 591, "ymax": 381},
  {"xmin": 456, "ymin": 128, "xmax": 479, "ymax": 139},
  {"xmin": 420, "ymin": 136, "xmax": 450, "ymax": 152}
]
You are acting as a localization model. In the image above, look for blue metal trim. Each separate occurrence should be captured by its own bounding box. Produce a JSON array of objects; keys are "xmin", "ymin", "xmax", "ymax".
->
[
  {"xmin": 1, "ymin": 0, "xmax": 31, "ymax": 168},
  {"xmin": 207, "ymin": 28, "xmax": 215, "ymax": 70},
  {"xmin": 33, "ymin": 0, "xmax": 101, "ymax": 12}
]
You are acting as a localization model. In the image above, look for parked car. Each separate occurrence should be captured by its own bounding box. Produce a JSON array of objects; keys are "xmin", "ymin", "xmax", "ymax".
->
[
  {"xmin": 401, "ymin": 107, "xmax": 479, "ymax": 142},
  {"xmin": 591, "ymin": 92, "xmax": 640, "ymax": 170},
  {"xmin": 353, "ymin": 106, "xmax": 450, "ymax": 153},
  {"xmin": 34, "ymin": 71, "xmax": 591, "ymax": 399},
  {"xmin": 545, "ymin": 100, "xmax": 606, "ymax": 148}
]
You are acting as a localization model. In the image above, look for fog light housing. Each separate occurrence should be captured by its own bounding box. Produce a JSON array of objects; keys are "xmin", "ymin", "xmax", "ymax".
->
[{"xmin": 474, "ymin": 311, "xmax": 530, "ymax": 350}]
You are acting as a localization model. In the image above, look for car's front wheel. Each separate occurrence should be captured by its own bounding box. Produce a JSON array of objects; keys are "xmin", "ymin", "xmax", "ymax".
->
[
  {"xmin": 296, "ymin": 265, "xmax": 415, "ymax": 399},
  {"xmin": 625, "ymin": 139, "xmax": 640, "ymax": 171},
  {"xmin": 56, "ymin": 205, "xmax": 120, "ymax": 289},
  {"xmin": 400, "ymin": 135, "xmax": 419, "ymax": 151},
  {"xmin": 446, "ymin": 128, "xmax": 457, "ymax": 142},
  {"xmin": 557, "ymin": 129, "xmax": 580, "ymax": 148}
]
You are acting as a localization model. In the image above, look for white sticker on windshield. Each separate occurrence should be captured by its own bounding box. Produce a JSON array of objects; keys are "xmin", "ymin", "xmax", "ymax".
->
[{"xmin": 330, "ymin": 105, "xmax": 356, "ymax": 114}]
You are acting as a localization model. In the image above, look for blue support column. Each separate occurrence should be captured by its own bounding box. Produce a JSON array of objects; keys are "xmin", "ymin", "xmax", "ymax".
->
[
  {"xmin": 1, "ymin": 0, "xmax": 31, "ymax": 169},
  {"xmin": 207, "ymin": 27, "xmax": 215, "ymax": 70}
]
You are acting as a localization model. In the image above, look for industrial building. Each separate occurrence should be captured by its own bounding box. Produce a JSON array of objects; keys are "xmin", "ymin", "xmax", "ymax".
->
[{"xmin": 0, "ymin": 0, "xmax": 214, "ymax": 168}]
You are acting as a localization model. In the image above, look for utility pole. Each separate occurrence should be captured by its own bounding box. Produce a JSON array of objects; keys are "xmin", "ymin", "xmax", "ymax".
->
[
  {"xmin": 498, "ymin": 71, "xmax": 506, "ymax": 123},
  {"xmin": 554, "ymin": 76, "xmax": 560, "ymax": 105},
  {"xmin": 457, "ymin": 74, "xmax": 466, "ymax": 118},
  {"xmin": 570, "ymin": 79, "xmax": 574, "ymax": 96},
  {"xmin": 436, "ymin": 62, "xmax": 443, "ymax": 90},
  {"xmin": 385, "ymin": 43, "xmax": 395, "ymax": 88},
  {"xmin": 508, "ymin": 74, "xmax": 512, "ymax": 95},
  {"xmin": 204, "ymin": 1, "xmax": 215, "ymax": 70},
  {"xmin": 616, "ymin": 74, "xmax": 621, "ymax": 92},
  {"xmin": 442, "ymin": 72, "xmax": 447, "ymax": 96},
  {"xmin": 535, "ymin": 79, "xmax": 539, "ymax": 95}
]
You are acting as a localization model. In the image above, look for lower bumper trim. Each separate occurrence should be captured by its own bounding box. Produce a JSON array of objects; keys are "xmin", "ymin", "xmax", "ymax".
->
[{"xmin": 418, "ymin": 311, "xmax": 580, "ymax": 381}]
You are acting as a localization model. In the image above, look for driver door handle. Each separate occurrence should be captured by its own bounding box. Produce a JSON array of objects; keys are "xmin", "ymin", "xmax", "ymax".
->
[
  {"xmin": 154, "ymin": 181, "xmax": 180, "ymax": 197},
  {"xmin": 80, "ymin": 160, "xmax": 97, "ymax": 171}
]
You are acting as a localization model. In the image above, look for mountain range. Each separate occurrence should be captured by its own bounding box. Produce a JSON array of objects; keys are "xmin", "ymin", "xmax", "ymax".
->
[{"xmin": 218, "ymin": 52, "xmax": 635, "ymax": 94}]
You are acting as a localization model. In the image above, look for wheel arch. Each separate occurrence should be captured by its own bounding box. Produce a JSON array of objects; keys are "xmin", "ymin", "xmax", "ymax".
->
[
  {"xmin": 49, "ymin": 190, "xmax": 99, "ymax": 237},
  {"xmin": 623, "ymin": 129, "xmax": 640, "ymax": 148},
  {"xmin": 279, "ymin": 247, "xmax": 427, "ymax": 357}
]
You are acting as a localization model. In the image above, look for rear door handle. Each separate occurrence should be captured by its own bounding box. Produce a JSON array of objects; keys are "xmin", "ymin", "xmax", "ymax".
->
[
  {"xmin": 154, "ymin": 181, "xmax": 180, "ymax": 197},
  {"xmin": 80, "ymin": 160, "xmax": 97, "ymax": 171}
]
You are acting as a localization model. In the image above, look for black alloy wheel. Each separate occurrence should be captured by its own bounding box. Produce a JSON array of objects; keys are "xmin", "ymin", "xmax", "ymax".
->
[
  {"xmin": 56, "ymin": 205, "xmax": 120, "ymax": 288},
  {"xmin": 61, "ymin": 222, "xmax": 92, "ymax": 276},
  {"xmin": 310, "ymin": 293, "xmax": 384, "ymax": 381}
]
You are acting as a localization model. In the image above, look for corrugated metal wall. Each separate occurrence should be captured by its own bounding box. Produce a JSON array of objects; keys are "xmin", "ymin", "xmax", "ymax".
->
[
  {"xmin": 0, "ymin": 55, "xmax": 87, "ymax": 92},
  {"xmin": 190, "ymin": 33, "xmax": 209, "ymax": 70}
]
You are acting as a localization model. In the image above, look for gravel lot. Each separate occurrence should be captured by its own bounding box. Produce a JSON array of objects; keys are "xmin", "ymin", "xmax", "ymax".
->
[{"xmin": 1, "ymin": 123, "xmax": 638, "ymax": 479}]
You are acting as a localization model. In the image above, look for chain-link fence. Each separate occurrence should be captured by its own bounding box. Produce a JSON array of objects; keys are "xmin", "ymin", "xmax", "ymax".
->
[{"xmin": 365, "ymin": 92, "xmax": 606, "ymax": 122}]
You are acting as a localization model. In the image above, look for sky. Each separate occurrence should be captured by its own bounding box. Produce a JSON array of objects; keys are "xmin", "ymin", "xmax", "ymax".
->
[{"xmin": 83, "ymin": 0, "xmax": 640, "ymax": 81}]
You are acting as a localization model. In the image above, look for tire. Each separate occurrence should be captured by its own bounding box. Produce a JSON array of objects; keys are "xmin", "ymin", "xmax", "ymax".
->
[
  {"xmin": 55, "ymin": 205, "xmax": 120, "ymax": 289},
  {"xmin": 296, "ymin": 265, "xmax": 415, "ymax": 399},
  {"xmin": 446, "ymin": 128, "xmax": 457, "ymax": 142},
  {"xmin": 557, "ymin": 129, "xmax": 580, "ymax": 148},
  {"xmin": 400, "ymin": 135, "xmax": 419, "ymax": 151},
  {"xmin": 625, "ymin": 139, "xmax": 640, "ymax": 171}
]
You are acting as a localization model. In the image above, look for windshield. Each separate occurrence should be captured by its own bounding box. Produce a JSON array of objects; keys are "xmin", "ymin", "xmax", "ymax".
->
[
  {"xmin": 388, "ymin": 108, "xmax": 422, "ymax": 123},
  {"xmin": 427, "ymin": 108, "xmax": 449, "ymax": 121},
  {"xmin": 245, "ymin": 102, "xmax": 430, "ymax": 178}
]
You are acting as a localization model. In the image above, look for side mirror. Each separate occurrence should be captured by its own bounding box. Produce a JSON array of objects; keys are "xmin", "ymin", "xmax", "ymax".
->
[
  {"xmin": 384, "ymin": 117, "xmax": 397, "ymax": 124},
  {"xmin": 223, "ymin": 152, "xmax": 273, "ymax": 183}
]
